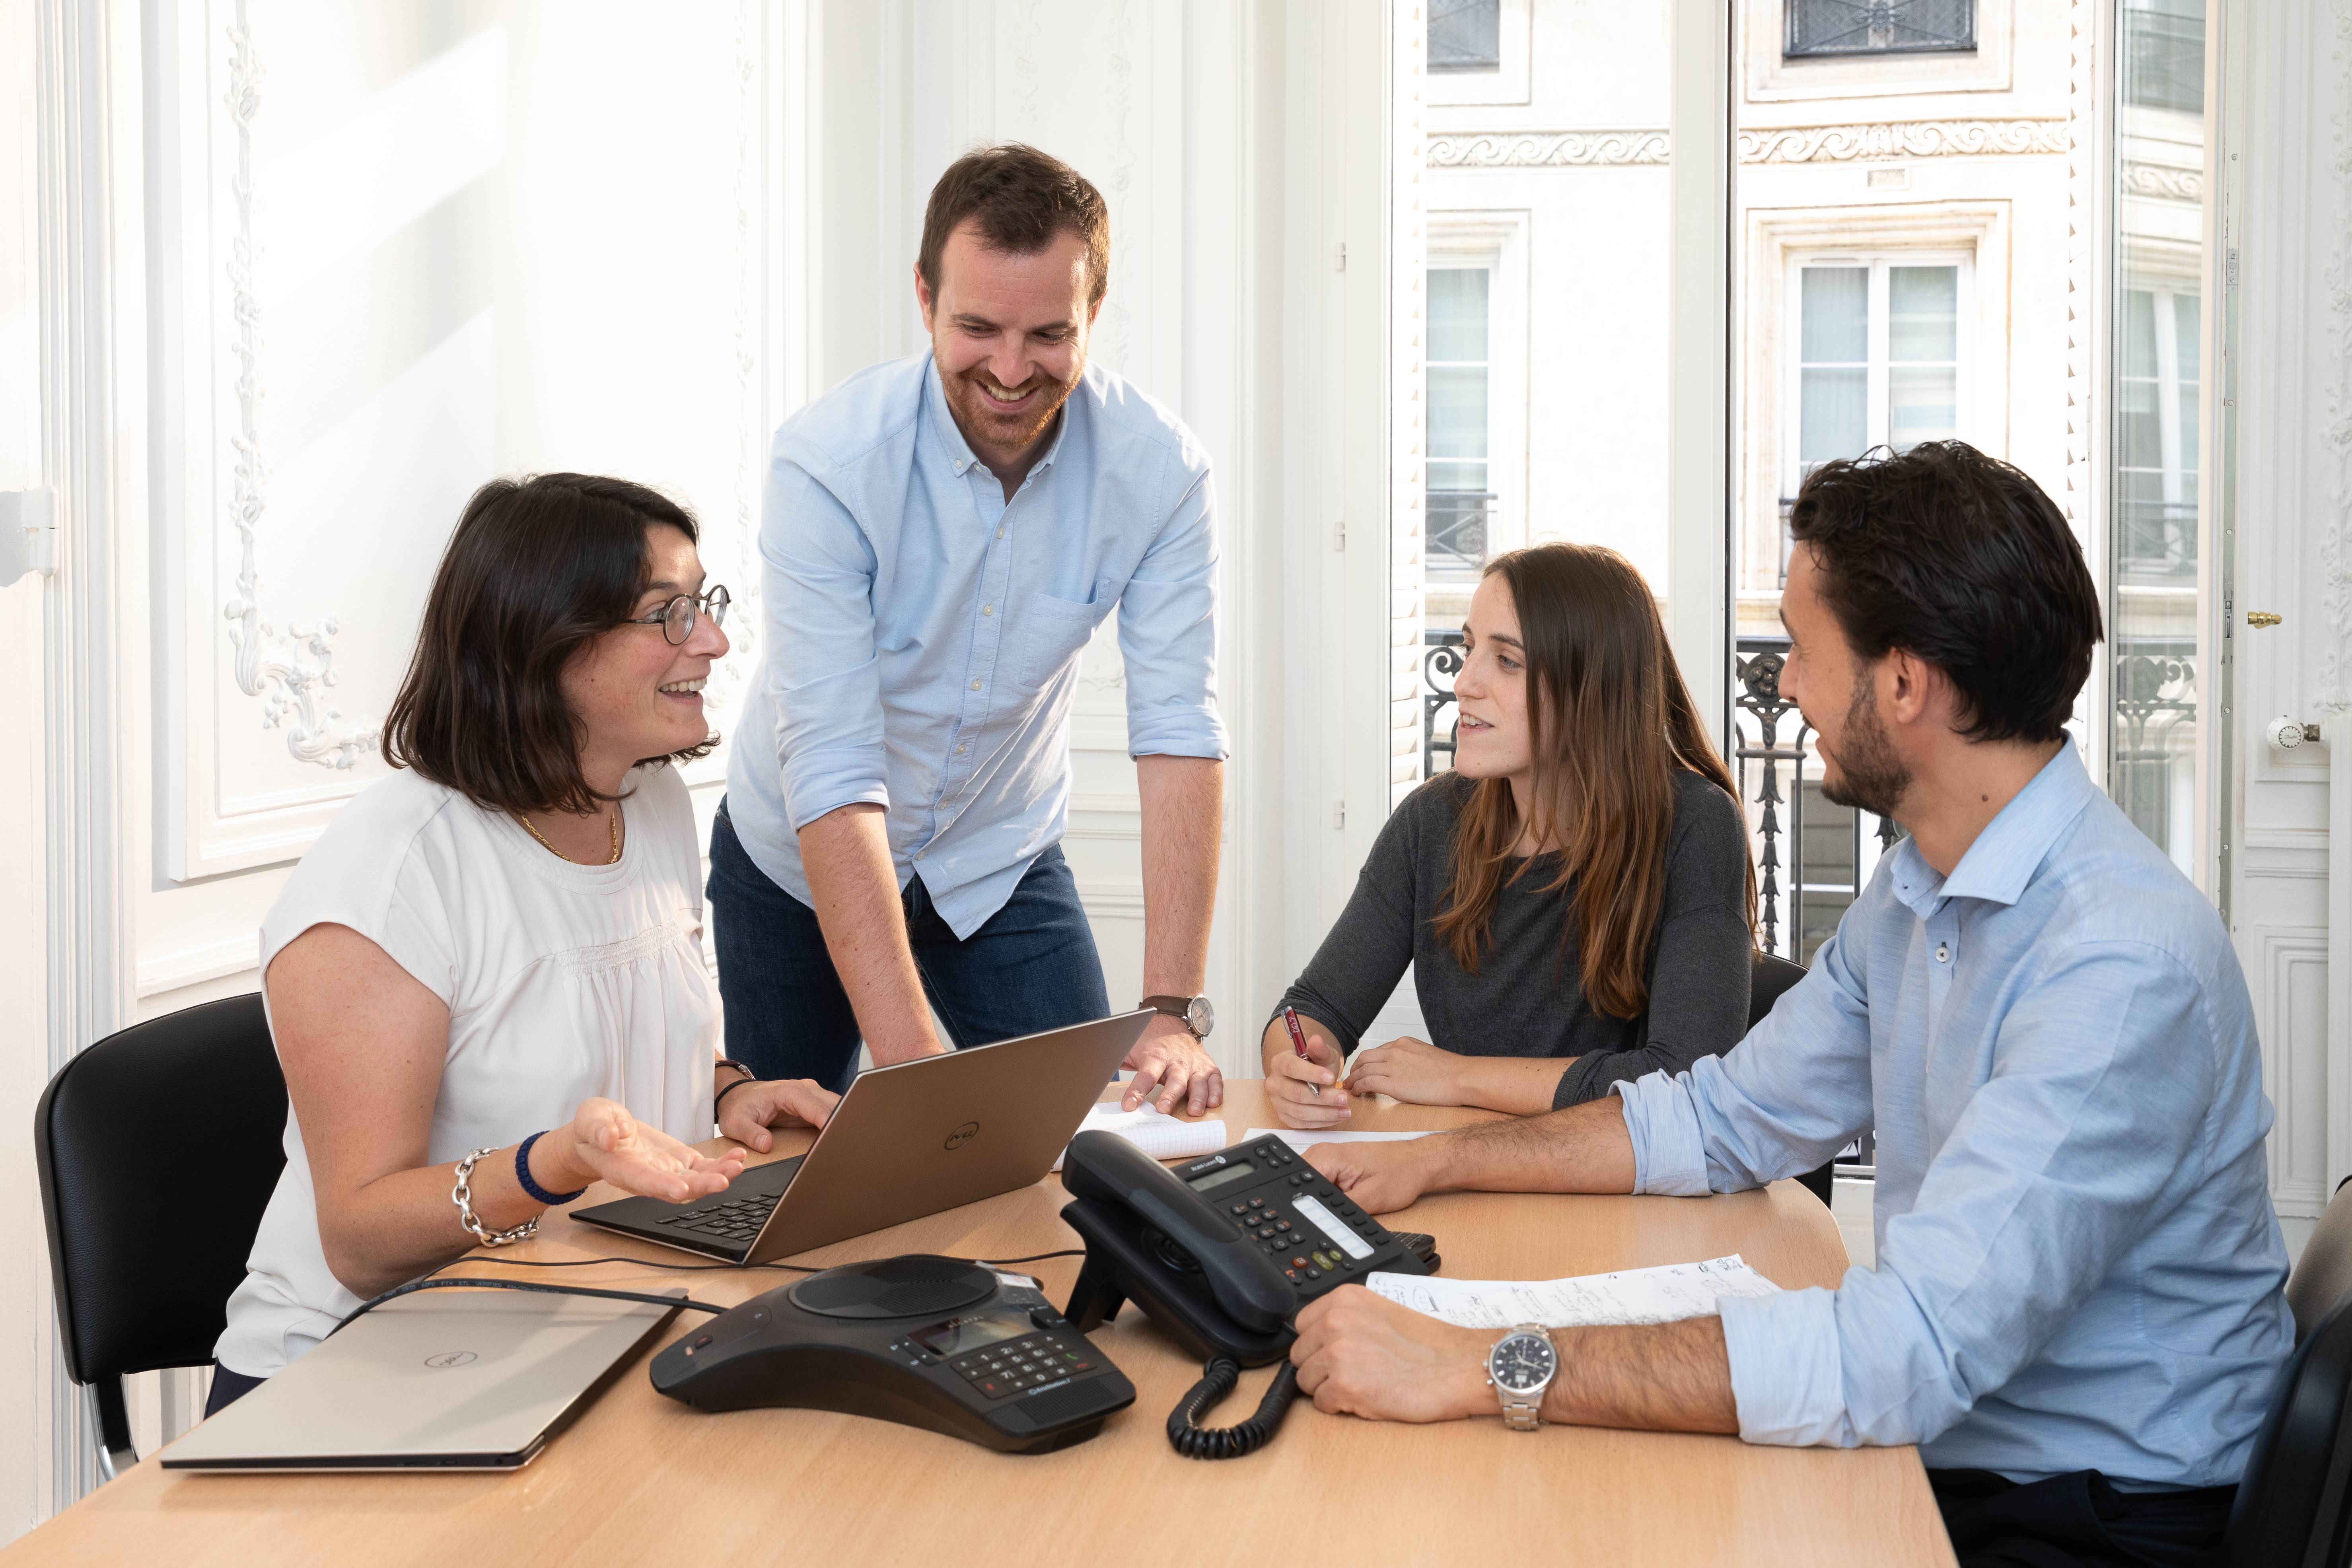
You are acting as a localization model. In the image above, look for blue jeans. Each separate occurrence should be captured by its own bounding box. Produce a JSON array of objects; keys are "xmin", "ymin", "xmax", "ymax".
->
[{"xmin": 708, "ymin": 801, "xmax": 1111, "ymax": 1092}]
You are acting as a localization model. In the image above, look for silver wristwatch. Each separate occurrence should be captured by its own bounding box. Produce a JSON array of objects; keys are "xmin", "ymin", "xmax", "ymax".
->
[
  {"xmin": 1140, "ymin": 994, "xmax": 1215, "ymax": 1040},
  {"xmin": 1485, "ymin": 1324, "xmax": 1558, "ymax": 1431}
]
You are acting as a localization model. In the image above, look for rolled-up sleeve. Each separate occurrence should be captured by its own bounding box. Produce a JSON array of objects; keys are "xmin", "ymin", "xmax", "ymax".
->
[
  {"xmin": 1719, "ymin": 944, "xmax": 2213, "ymax": 1450},
  {"xmin": 1116, "ymin": 459, "xmax": 1227, "ymax": 761},
  {"xmin": 761, "ymin": 456, "xmax": 889, "ymax": 830}
]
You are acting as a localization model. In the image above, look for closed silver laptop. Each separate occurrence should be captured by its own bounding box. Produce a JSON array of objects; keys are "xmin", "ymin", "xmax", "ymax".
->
[{"xmin": 161, "ymin": 1288, "xmax": 682, "ymax": 1473}]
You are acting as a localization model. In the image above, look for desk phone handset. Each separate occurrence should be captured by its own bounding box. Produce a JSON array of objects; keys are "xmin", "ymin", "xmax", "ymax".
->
[{"xmin": 1059, "ymin": 1130, "xmax": 1437, "ymax": 1458}]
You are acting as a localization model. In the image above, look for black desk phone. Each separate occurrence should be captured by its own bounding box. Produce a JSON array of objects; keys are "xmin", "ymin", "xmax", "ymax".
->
[
  {"xmin": 1059, "ymin": 1130, "xmax": 1438, "ymax": 1458},
  {"xmin": 649, "ymin": 1255, "xmax": 1135, "ymax": 1454}
]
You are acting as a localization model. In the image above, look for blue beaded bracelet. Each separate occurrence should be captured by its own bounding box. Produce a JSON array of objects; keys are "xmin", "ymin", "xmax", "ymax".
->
[{"xmin": 516, "ymin": 1130, "xmax": 588, "ymax": 1207}]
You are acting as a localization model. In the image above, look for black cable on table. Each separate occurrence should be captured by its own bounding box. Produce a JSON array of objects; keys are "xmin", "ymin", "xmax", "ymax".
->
[{"xmin": 1166, "ymin": 1357, "xmax": 1301, "ymax": 1459}]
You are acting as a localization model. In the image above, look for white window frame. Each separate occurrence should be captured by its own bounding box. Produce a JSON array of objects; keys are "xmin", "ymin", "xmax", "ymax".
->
[
  {"xmin": 1427, "ymin": 216, "xmax": 1529, "ymax": 569},
  {"xmin": 1780, "ymin": 249, "xmax": 1978, "ymax": 529}
]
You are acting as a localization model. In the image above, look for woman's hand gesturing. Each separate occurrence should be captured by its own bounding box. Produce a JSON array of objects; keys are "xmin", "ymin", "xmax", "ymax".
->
[
  {"xmin": 541, "ymin": 1097, "xmax": 746, "ymax": 1206},
  {"xmin": 716, "ymin": 1078, "xmax": 840, "ymax": 1154}
]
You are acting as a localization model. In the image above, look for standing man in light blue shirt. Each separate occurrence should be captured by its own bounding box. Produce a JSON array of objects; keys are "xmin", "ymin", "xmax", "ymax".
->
[
  {"xmin": 711, "ymin": 144, "xmax": 1227, "ymax": 1112},
  {"xmin": 1287, "ymin": 442, "xmax": 2288, "ymax": 1568}
]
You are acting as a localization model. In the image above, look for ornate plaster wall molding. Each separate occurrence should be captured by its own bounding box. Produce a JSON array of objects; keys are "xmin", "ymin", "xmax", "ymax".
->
[
  {"xmin": 1425, "ymin": 128, "xmax": 1669, "ymax": 168},
  {"xmin": 2122, "ymin": 160, "xmax": 2204, "ymax": 202},
  {"xmin": 219, "ymin": 2, "xmax": 373, "ymax": 770},
  {"xmin": 1737, "ymin": 118, "xmax": 2068, "ymax": 164},
  {"xmin": 2319, "ymin": 0, "xmax": 2352, "ymax": 711}
]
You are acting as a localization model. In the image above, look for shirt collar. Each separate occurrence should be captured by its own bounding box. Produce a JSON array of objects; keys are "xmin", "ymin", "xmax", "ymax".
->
[
  {"xmin": 1884, "ymin": 741, "xmax": 2096, "ymax": 916},
  {"xmin": 921, "ymin": 353, "xmax": 1076, "ymax": 482}
]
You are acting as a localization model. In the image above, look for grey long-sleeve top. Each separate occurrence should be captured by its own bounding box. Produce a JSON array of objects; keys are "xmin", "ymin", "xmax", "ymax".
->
[{"xmin": 1272, "ymin": 770, "xmax": 1753, "ymax": 1109}]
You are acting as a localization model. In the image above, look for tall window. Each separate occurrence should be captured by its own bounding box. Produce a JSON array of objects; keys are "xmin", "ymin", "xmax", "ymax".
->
[
  {"xmin": 1786, "ymin": 0, "xmax": 1976, "ymax": 58},
  {"xmin": 1790, "ymin": 257, "xmax": 1967, "ymax": 498},
  {"xmin": 1428, "ymin": 266, "xmax": 1494, "ymax": 579},
  {"xmin": 1431, "ymin": 0, "xmax": 1502, "ymax": 72},
  {"xmin": 2108, "ymin": 0, "xmax": 2208, "ymax": 875}
]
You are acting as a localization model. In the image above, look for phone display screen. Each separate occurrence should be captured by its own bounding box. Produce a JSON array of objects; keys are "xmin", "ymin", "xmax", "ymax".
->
[
  {"xmin": 1183, "ymin": 1160, "xmax": 1257, "ymax": 1195},
  {"xmin": 914, "ymin": 1314, "xmax": 1030, "ymax": 1358}
]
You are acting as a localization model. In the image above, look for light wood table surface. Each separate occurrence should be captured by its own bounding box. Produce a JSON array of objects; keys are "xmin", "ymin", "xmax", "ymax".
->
[{"xmin": 6, "ymin": 1082, "xmax": 1952, "ymax": 1567}]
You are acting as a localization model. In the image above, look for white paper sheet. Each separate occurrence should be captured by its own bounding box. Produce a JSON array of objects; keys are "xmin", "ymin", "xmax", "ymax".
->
[
  {"xmin": 1365, "ymin": 1254, "xmax": 1781, "ymax": 1330},
  {"xmin": 1052, "ymin": 1104, "xmax": 1228, "ymax": 1171},
  {"xmin": 1242, "ymin": 1127, "xmax": 1436, "ymax": 1152}
]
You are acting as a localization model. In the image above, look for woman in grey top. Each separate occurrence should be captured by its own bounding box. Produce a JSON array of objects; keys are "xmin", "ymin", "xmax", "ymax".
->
[{"xmin": 1263, "ymin": 543, "xmax": 1756, "ymax": 1129}]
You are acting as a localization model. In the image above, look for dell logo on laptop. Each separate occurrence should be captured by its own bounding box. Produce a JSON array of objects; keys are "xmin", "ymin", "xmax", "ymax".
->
[
  {"xmin": 944, "ymin": 1122, "xmax": 980, "ymax": 1151},
  {"xmin": 423, "ymin": 1351, "xmax": 478, "ymax": 1370}
]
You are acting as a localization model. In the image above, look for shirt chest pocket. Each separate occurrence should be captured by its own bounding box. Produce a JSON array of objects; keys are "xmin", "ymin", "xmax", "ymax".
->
[{"xmin": 1017, "ymin": 585, "xmax": 1113, "ymax": 691}]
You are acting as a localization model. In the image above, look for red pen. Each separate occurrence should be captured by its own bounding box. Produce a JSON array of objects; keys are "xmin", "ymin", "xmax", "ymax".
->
[{"xmin": 1282, "ymin": 1006, "xmax": 1321, "ymax": 1097}]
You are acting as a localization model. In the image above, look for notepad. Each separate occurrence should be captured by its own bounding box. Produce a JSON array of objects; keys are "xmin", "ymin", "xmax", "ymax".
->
[
  {"xmin": 1051, "ymin": 1103, "xmax": 1229, "ymax": 1171},
  {"xmin": 1366, "ymin": 1254, "xmax": 1781, "ymax": 1330},
  {"xmin": 1243, "ymin": 1127, "xmax": 1436, "ymax": 1152}
]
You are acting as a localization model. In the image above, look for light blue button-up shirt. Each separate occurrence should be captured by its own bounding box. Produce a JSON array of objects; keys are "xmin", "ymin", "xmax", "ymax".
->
[
  {"xmin": 1617, "ymin": 744, "xmax": 2291, "ymax": 1486},
  {"xmin": 723, "ymin": 353, "xmax": 1227, "ymax": 938}
]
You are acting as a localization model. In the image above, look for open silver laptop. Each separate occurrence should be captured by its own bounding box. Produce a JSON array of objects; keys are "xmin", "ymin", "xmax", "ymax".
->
[
  {"xmin": 162, "ymin": 1288, "xmax": 682, "ymax": 1472},
  {"xmin": 572, "ymin": 1010, "xmax": 1152, "ymax": 1265}
]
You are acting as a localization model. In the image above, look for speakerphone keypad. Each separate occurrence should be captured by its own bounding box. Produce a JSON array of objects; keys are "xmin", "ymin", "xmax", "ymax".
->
[{"xmin": 947, "ymin": 1333, "xmax": 1097, "ymax": 1401}]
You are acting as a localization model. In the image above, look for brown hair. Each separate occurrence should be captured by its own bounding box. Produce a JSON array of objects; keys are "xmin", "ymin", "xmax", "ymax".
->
[
  {"xmin": 918, "ymin": 142, "xmax": 1111, "ymax": 307},
  {"xmin": 382, "ymin": 473, "xmax": 714, "ymax": 815},
  {"xmin": 1431, "ymin": 544, "xmax": 1756, "ymax": 1018}
]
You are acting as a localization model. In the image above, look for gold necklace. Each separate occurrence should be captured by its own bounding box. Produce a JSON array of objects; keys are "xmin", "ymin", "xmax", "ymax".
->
[{"xmin": 517, "ymin": 805, "xmax": 620, "ymax": 864}]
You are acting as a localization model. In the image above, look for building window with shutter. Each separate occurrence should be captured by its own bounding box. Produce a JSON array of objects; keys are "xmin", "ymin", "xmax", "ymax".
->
[
  {"xmin": 1785, "ymin": 0, "xmax": 1976, "ymax": 58},
  {"xmin": 1431, "ymin": 0, "xmax": 1502, "ymax": 73}
]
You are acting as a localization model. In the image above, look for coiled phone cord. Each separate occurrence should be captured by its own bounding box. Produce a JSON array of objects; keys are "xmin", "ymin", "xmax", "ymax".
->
[{"xmin": 1166, "ymin": 1356, "xmax": 1301, "ymax": 1459}]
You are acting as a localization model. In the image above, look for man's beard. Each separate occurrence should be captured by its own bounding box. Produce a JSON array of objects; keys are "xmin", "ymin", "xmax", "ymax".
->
[
  {"xmin": 945, "ymin": 360, "xmax": 1082, "ymax": 455},
  {"xmin": 1818, "ymin": 668, "xmax": 1911, "ymax": 819}
]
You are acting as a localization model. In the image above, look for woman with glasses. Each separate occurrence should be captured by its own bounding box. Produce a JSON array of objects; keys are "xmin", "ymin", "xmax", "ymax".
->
[{"xmin": 208, "ymin": 473, "xmax": 837, "ymax": 1412}]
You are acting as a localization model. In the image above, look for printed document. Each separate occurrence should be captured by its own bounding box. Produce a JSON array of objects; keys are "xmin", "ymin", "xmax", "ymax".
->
[
  {"xmin": 1053, "ymin": 1105, "xmax": 1228, "ymax": 1170},
  {"xmin": 1366, "ymin": 1254, "xmax": 1781, "ymax": 1330}
]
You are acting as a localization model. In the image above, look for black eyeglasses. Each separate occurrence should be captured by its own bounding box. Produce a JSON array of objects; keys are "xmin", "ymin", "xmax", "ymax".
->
[{"xmin": 627, "ymin": 585, "xmax": 730, "ymax": 645}]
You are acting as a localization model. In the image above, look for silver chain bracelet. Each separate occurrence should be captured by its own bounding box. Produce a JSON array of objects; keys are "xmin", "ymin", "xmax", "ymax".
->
[{"xmin": 452, "ymin": 1146, "xmax": 539, "ymax": 1247}]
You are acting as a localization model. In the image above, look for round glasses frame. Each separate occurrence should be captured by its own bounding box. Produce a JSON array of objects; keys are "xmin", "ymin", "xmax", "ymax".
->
[{"xmin": 628, "ymin": 585, "xmax": 730, "ymax": 646}]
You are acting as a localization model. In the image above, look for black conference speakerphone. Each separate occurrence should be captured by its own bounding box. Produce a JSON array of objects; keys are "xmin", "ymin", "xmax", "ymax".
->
[{"xmin": 650, "ymin": 1255, "xmax": 1134, "ymax": 1454}]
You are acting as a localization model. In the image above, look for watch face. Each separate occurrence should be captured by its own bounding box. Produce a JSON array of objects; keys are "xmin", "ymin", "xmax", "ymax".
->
[
  {"xmin": 1490, "ymin": 1333, "xmax": 1557, "ymax": 1394},
  {"xmin": 1185, "ymin": 996, "xmax": 1215, "ymax": 1037}
]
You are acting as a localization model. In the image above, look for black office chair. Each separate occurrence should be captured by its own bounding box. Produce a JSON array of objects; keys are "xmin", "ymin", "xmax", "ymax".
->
[
  {"xmin": 1744, "ymin": 954, "xmax": 1839, "ymax": 1208},
  {"xmin": 34, "ymin": 992, "xmax": 287, "ymax": 1479}
]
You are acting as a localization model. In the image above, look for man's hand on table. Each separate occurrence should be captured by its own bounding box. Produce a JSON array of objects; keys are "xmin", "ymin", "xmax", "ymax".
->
[
  {"xmin": 1290, "ymin": 1287, "xmax": 1492, "ymax": 1422},
  {"xmin": 1301, "ymin": 1136, "xmax": 1438, "ymax": 1214},
  {"xmin": 1121, "ymin": 1014, "xmax": 1224, "ymax": 1114},
  {"xmin": 716, "ymin": 1078, "xmax": 841, "ymax": 1154}
]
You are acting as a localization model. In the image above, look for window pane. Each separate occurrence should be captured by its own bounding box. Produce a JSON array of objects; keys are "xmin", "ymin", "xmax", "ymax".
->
[
  {"xmin": 1801, "ymin": 267, "xmax": 1868, "ymax": 361},
  {"xmin": 1888, "ymin": 266, "xmax": 1958, "ymax": 362},
  {"xmin": 1428, "ymin": 366, "xmax": 1490, "ymax": 461},
  {"xmin": 1429, "ymin": 268, "xmax": 1490, "ymax": 362},
  {"xmin": 2122, "ymin": 0, "xmax": 2205, "ymax": 113},
  {"xmin": 1787, "ymin": 0, "xmax": 1976, "ymax": 58},
  {"xmin": 1888, "ymin": 366, "xmax": 1957, "ymax": 449},
  {"xmin": 1800, "ymin": 368, "xmax": 1868, "ymax": 465},
  {"xmin": 1431, "ymin": 0, "xmax": 1502, "ymax": 72}
]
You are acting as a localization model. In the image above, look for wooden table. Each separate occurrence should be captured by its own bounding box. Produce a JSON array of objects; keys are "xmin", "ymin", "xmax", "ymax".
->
[{"xmin": 5, "ymin": 1083, "xmax": 1952, "ymax": 1566}]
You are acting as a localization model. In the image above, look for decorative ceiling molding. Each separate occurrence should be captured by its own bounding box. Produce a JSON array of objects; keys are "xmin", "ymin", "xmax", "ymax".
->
[
  {"xmin": 220, "ymin": 1, "xmax": 374, "ymax": 771},
  {"xmin": 2122, "ymin": 160, "xmax": 2205, "ymax": 202},
  {"xmin": 1737, "ymin": 118, "xmax": 2068, "ymax": 164},
  {"xmin": 1425, "ymin": 128, "xmax": 1669, "ymax": 168}
]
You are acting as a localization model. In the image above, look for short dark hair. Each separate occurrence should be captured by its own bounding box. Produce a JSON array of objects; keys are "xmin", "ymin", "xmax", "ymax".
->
[
  {"xmin": 1788, "ymin": 441, "xmax": 2104, "ymax": 745},
  {"xmin": 382, "ymin": 473, "xmax": 713, "ymax": 814},
  {"xmin": 918, "ymin": 142, "xmax": 1110, "ymax": 307}
]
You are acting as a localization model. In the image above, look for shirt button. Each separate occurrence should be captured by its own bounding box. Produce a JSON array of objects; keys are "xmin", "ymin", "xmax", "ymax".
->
[
  {"xmin": 956, "ymin": 743, "xmax": 968, "ymax": 755},
  {"xmin": 1935, "ymin": 943, "xmax": 1950, "ymax": 963},
  {"xmin": 996, "ymin": 527, "xmax": 1005, "ymax": 540},
  {"xmin": 970, "ymin": 679, "xmax": 982, "ymax": 691},
  {"xmin": 982, "ymin": 604, "xmax": 993, "ymax": 616}
]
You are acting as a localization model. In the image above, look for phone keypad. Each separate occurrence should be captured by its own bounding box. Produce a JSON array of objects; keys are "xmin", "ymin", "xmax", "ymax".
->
[
  {"xmin": 948, "ymin": 1333, "xmax": 1097, "ymax": 1401},
  {"xmin": 1224, "ymin": 1144, "xmax": 1390, "ymax": 1287}
]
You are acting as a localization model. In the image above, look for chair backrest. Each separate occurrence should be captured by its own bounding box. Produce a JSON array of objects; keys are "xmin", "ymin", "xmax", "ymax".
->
[
  {"xmin": 2223, "ymin": 1296, "xmax": 2352, "ymax": 1567},
  {"xmin": 2290, "ymin": 1179, "xmax": 2352, "ymax": 1342},
  {"xmin": 1749, "ymin": 953, "xmax": 1808, "ymax": 1030},
  {"xmin": 35, "ymin": 992, "xmax": 288, "ymax": 1385}
]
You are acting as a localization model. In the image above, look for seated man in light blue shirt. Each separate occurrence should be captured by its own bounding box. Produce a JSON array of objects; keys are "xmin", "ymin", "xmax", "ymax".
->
[
  {"xmin": 712, "ymin": 144, "xmax": 1228, "ymax": 1110},
  {"xmin": 1292, "ymin": 441, "xmax": 2290, "ymax": 1568}
]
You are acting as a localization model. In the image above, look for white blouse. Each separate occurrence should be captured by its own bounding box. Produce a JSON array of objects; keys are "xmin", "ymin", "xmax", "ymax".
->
[{"xmin": 215, "ymin": 763, "xmax": 720, "ymax": 1379}]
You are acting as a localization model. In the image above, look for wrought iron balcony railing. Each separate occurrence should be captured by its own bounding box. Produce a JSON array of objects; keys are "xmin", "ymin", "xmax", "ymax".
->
[{"xmin": 1427, "ymin": 490, "xmax": 1496, "ymax": 575}]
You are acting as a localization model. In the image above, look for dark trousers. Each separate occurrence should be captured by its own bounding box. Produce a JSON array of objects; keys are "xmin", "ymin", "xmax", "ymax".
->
[
  {"xmin": 1931, "ymin": 1468, "xmax": 2237, "ymax": 1568},
  {"xmin": 708, "ymin": 802, "xmax": 1111, "ymax": 1092},
  {"xmin": 203, "ymin": 1364, "xmax": 266, "ymax": 1418}
]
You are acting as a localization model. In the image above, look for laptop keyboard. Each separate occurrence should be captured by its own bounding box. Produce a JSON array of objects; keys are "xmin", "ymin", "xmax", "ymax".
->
[{"xmin": 654, "ymin": 1189, "xmax": 781, "ymax": 1247}]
